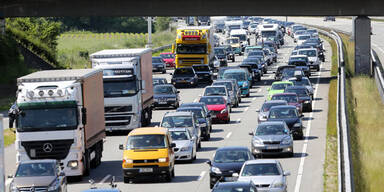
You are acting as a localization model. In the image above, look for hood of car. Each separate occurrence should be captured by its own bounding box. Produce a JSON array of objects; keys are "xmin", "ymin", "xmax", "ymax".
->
[
  {"xmin": 173, "ymin": 140, "xmax": 192, "ymax": 149},
  {"xmin": 154, "ymin": 94, "xmax": 176, "ymax": 99},
  {"xmin": 212, "ymin": 162, "xmax": 246, "ymax": 173},
  {"xmin": 267, "ymin": 118, "xmax": 300, "ymax": 127},
  {"xmin": 207, "ymin": 104, "xmax": 226, "ymax": 111},
  {"xmin": 238, "ymin": 175, "xmax": 283, "ymax": 186},
  {"xmin": 13, "ymin": 176, "xmax": 57, "ymax": 188},
  {"xmin": 253, "ymin": 134, "xmax": 291, "ymax": 142}
]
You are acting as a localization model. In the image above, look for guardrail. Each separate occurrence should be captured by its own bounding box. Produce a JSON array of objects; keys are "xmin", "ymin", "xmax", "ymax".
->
[
  {"xmin": 152, "ymin": 44, "xmax": 172, "ymax": 53},
  {"xmin": 371, "ymin": 50, "xmax": 384, "ymax": 103},
  {"xmin": 313, "ymin": 27, "xmax": 354, "ymax": 192}
]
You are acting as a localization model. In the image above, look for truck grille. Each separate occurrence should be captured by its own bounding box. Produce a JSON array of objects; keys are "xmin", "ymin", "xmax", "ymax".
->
[
  {"xmin": 105, "ymin": 106, "xmax": 132, "ymax": 113},
  {"xmin": 18, "ymin": 187, "xmax": 48, "ymax": 192},
  {"xmin": 179, "ymin": 58, "xmax": 204, "ymax": 65},
  {"xmin": 21, "ymin": 139, "xmax": 74, "ymax": 160},
  {"xmin": 105, "ymin": 116, "xmax": 131, "ymax": 127}
]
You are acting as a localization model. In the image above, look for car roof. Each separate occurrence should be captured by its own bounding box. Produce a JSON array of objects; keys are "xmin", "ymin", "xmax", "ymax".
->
[
  {"xmin": 224, "ymin": 68, "xmax": 247, "ymax": 73},
  {"xmin": 258, "ymin": 121, "xmax": 286, "ymax": 126},
  {"xmin": 244, "ymin": 159, "xmax": 279, "ymax": 164},
  {"xmin": 177, "ymin": 107, "xmax": 203, "ymax": 111},
  {"xmin": 164, "ymin": 111, "xmax": 193, "ymax": 117},
  {"xmin": 290, "ymin": 55, "xmax": 308, "ymax": 58},
  {"xmin": 181, "ymin": 102, "xmax": 205, "ymax": 106},
  {"xmin": 298, "ymin": 48, "xmax": 317, "ymax": 51},
  {"xmin": 214, "ymin": 80, "xmax": 233, "ymax": 84},
  {"xmin": 272, "ymin": 81, "xmax": 293, "ymax": 85},
  {"xmin": 205, "ymin": 85, "xmax": 227, "ymax": 89},
  {"xmin": 217, "ymin": 146, "xmax": 250, "ymax": 151},
  {"xmin": 200, "ymin": 95, "xmax": 225, "ymax": 99},
  {"xmin": 129, "ymin": 127, "xmax": 168, "ymax": 136},
  {"xmin": 272, "ymin": 92, "xmax": 297, "ymax": 96}
]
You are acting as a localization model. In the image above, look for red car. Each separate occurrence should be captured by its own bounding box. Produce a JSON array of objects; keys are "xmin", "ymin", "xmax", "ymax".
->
[
  {"xmin": 160, "ymin": 52, "xmax": 175, "ymax": 68},
  {"xmin": 199, "ymin": 96, "xmax": 230, "ymax": 123},
  {"xmin": 271, "ymin": 93, "xmax": 303, "ymax": 114}
]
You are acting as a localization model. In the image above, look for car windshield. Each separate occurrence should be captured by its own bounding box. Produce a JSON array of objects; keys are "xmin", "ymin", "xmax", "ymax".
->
[
  {"xmin": 16, "ymin": 162, "xmax": 56, "ymax": 177},
  {"xmin": 290, "ymin": 61, "xmax": 307, "ymax": 66},
  {"xmin": 291, "ymin": 79, "xmax": 311, "ymax": 86},
  {"xmin": 204, "ymin": 87, "xmax": 226, "ymax": 96},
  {"xmin": 126, "ymin": 134, "xmax": 166, "ymax": 149},
  {"xmin": 286, "ymin": 89, "xmax": 308, "ymax": 97},
  {"xmin": 199, "ymin": 97, "xmax": 225, "ymax": 105},
  {"xmin": 272, "ymin": 95, "xmax": 298, "ymax": 103},
  {"xmin": 160, "ymin": 54, "xmax": 174, "ymax": 59},
  {"xmin": 213, "ymin": 82, "xmax": 232, "ymax": 91},
  {"xmin": 298, "ymin": 35, "xmax": 311, "ymax": 40},
  {"xmin": 154, "ymin": 86, "xmax": 174, "ymax": 94},
  {"xmin": 261, "ymin": 31, "xmax": 276, "ymax": 37},
  {"xmin": 17, "ymin": 107, "xmax": 77, "ymax": 132},
  {"xmin": 170, "ymin": 131, "xmax": 190, "ymax": 140},
  {"xmin": 248, "ymin": 51, "xmax": 263, "ymax": 57},
  {"xmin": 269, "ymin": 107, "xmax": 298, "ymax": 118},
  {"xmin": 174, "ymin": 68, "xmax": 194, "ymax": 77},
  {"xmin": 224, "ymin": 72, "xmax": 247, "ymax": 81},
  {"xmin": 299, "ymin": 50, "xmax": 316, "ymax": 57},
  {"xmin": 214, "ymin": 150, "xmax": 251, "ymax": 163},
  {"xmin": 282, "ymin": 69, "xmax": 301, "ymax": 77},
  {"xmin": 261, "ymin": 102, "xmax": 286, "ymax": 112},
  {"xmin": 176, "ymin": 44, "xmax": 207, "ymax": 54},
  {"xmin": 241, "ymin": 163, "xmax": 280, "ymax": 176},
  {"xmin": 152, "ymin": 58, "xmax": 163, "ymax": 63},
  {"xmin": 161, "ymin": 116, "xmax": 193, "ymax": 128},
  {"xmin": 255, "ymin": 124, "xmax": 286, "ymax": 136},
  {"xmin": 229, "ymin": 25, "xmax": 241, "ymax": 30},
  {"xmin": 215, "ymin": 49, "xmax": 225, "ymax": 55},
  {"xmin": 231, "ymin": 34, "xmax": 246, "ymax": 41},
  {"xmin": 271, "ymin": 83, "xmax": 291, "ymax": 90},
  {"xmin": 178, "ymin": 108, "xmax": 204, "ymax": 118},
  {"xmin": 153, "ymin": 79, "xmax": 167, "ymax": 86},
  {"xmin": 193, "ymin": 65, "xmax": 210, "ymax": 71},
  {"xmin": 103, "ymin": 79, "xmax": 138, "ymax": 97}
]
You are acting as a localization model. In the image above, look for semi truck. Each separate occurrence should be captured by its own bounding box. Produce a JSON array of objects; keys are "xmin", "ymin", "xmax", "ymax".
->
[
  {"xmin": 173, "ymin": 26, "xmax": 215, "ymax": 68},
  {"xmin": 90, "ymin": 48, "xmax": 154, "ymax": 132},
  {"xmin": 10, "ymin": 69, "xmax": 105, "ymax": 177}
]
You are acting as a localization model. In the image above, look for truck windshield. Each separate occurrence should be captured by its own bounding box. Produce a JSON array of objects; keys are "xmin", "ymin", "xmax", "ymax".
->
[
  {"xmin": 231, "ymin": 35, "xmax": 246, "ymax": 41},
  {"xmin": 176, "ymin": 44, "xmax": 207, "ymax": 54},
  {"xmin": 17, "ymin": 108, "xmax": 78, "ymax": 132},
  {"xmin": 103, "ymin": 79, "xmax": 138, "ymax": 97}
]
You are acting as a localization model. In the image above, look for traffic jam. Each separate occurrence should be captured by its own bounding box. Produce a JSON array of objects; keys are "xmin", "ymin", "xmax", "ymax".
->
[{"xmin": 6, "ymin": 16, "xmax": 327, "ymax": 192}]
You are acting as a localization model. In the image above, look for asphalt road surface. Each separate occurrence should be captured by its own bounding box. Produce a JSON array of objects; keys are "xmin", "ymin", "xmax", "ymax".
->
[{"xmin": 4, "ymin": 33, "xmax": 332, "ymax": 192}]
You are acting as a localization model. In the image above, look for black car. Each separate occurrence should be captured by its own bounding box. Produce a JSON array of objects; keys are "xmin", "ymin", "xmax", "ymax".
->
[
  {"xmin": 243, "ymin": 57, "xmax": 266, "ymax": 75},
  {"xmin": 267, "ymin": 105, "xmax": 304, "ymax": 139},
  {"xmin": 275, "ymin": 65, "xmax": 296, "ymax": 80},
  {"xmin": 177, "ymin": 107, "xmax": 211, "ymax": 141},
  {"xmin": 214, "ymin": 47, "xmax": 228, "ymax": 67},
  {"xmin": 285, "ymin": 86, "xmax": 312, "ymax": 112},
  {"xmin": 153, "ymin": 84, "xmax": 180, "ymax": 109},
  {"xmin": 171, "ymin": 67, "xmax": 199, "ymax": 87},
  {"xmin": 192, "ymin": 64, "xmax": 213, "ymax": 83},
  {"xmin": 223, "ymin": 45, "xmax": 236, "ymax": 62},
  {"xmin": 179, "ymin": 102, "xmax": 212, "ymax": 127},
  {"xmin": 212, "ymin": 181, "xmax": 258, "ymax": 192},
  {"xmin": 241, "ymin": 61, "xmax": 262, "ymax": 82},
  {"xmin": 288, "ymin": 60, "xmax": 310, "ymax": 77},
  {"xmin": 152, "ymin": 56, "xmax": 166, "ymax": 73},
  {"xmin": 152, "ymin": 77, "xmax": 168, "ymax": 86},
  {"xmin": 207, "ymin": 146, "xmax": 254, "ymax": 188}
]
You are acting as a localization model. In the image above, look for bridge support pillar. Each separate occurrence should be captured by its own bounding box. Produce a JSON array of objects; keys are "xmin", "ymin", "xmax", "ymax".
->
[{"xmin": 354, "ymin": 16, "xmax": 371, "ymax": 75}]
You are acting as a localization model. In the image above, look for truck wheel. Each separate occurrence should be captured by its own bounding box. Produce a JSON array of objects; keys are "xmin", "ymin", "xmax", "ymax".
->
[
  {"xmin": 232, "ymin": 58, "xmax": 235, "ymax": 62},
  {"xmin": 162, "ymin": 69, "xmax": 166, "ymax": 74},
  {"xmin": 91, "ymin": 142, "xmax": 102, "ymax": 168},
  {"xmin": 83, "ymin": 152, "xmax": 90, "ymax": 176},
  {"xmin": 124, "ymin": 177, "xmax": 130, "ymax": 183}
]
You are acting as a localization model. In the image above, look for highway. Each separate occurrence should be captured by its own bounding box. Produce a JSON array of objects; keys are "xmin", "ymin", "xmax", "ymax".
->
[{"xmin": 52, "ymin": 34, "xmax": 332, "ymax": 192}]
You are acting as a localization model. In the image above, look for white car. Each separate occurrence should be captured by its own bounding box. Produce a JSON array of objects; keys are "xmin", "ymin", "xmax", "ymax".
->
[
  {"xmin": 297, "ymin": 48, "xmax": 320, "ymax": 71},
  {"xmin": 293, "ymin": 30, "xmax": 307, "ymax": 42},
  {"xmin": 169, "ymin": 128, "xmax": 197, "ymax": 162},
  {"xmin": 296, "ymin": 34, "xmax": 311, "ymax": 45},
  {"xmin": 235, "ymin": 159, "xmax": 290, "ymax": 192}
]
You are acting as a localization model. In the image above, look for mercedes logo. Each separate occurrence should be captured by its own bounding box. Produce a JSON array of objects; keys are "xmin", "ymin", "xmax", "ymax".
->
[{"xmin": 43, "ymin": 143, "xmax": 53, "ymax": 153}]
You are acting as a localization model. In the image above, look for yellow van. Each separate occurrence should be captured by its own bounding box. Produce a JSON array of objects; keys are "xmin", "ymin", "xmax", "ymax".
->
[{"xmin": 119, "ymin": 127, "xmax": 176, "ymax": 183}]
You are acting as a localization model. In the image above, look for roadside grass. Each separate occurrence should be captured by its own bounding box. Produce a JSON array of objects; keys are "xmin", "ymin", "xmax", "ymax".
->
[
  {"xmin": 321, "ymin": 34, "xmax": 338, "ymax": 192},
  {"xmin": 57, "ymin": 30, "xmax": 175, "ymax": 69},
  {"xmin": 4, "ymin": 128, "xmax": 16, "ymax": 147},
  {"xmin": 339, "ymin": 32, "xmax": 384, "ymax": 192}
]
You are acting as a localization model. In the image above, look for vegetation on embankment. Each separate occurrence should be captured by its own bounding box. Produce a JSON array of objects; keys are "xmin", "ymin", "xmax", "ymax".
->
[{"xmin": 339, "ymin": 33, "xmax": 384, "ymax": 192}]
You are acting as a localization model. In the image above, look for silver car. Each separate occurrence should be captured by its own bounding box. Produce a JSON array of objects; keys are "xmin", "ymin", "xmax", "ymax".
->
[
  {"xmin": 257, "ymin": 100, "xmax": 288, "ymax": 123},
  {"xmin": 212, "ymin": 80, "xmax": 238, "ymax": 107},
  {"xmin": 249, "ymin": 121, "xmax": 294, "ymax": 157},
  {"xmin": 203, "ymin": 85, "xmax": 232, "ymax": 111},
  {"xmin": 235, "ymin": 159, "xmax": 290, "ymax": 192},
  {"xmin": 169, "ymin": 128, "xmax": 197, "ymax": 162}
]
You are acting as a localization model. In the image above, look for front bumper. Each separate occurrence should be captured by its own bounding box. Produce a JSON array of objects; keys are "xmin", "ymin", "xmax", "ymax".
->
[
  {"xmin": 252, "ymin": 144, "xmax": 293, "ymax": 156},
  {"xmin": 174, "ymin": 149, "xmax": 193, "ymax": 161},
  {"xmin": 241, "ymin": 87, "xmax": 250, "ymax": 95},
  {"xmin": 211, "ymin": 112, "xmax": 230, "ymax": 122},
  {"xmin": 123, "ymin": 166, "xmax": 171, "ymax": 178},
  {"xmin": 154, "ymin": 100, "xmax": 177, "ymax": 107},
  {"xmin": 172, "ymin": 79, "xmax": 196, "ymax": 86},
  {"xmin": 256, "ymin": 187, "xmax": 287, "ymax": 192}
]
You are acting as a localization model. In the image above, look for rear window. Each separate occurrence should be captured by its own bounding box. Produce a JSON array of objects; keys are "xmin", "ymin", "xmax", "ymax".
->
[
  {"xmin": 298, "ymin": 50, "xmax": 317, "ymax": 57},
  {"xmin": 152, "ymin": 58, "xmax": 163, "ymax": 63},
  {"xmin": 271, "ymin": 95, "xmax": 298, "ymax": 103},
  {"xmin": 204, "ymin": 87, "xmax": 226, "ymax": 96},
  {"xmin": 199, "ymin": 97, "xmax": 225, "ymax": 105},
  {"xmin": 174, "ymin": 68, "xmax": 194, "ymax": 76},
  {"xmin": 213, "ymin": 82, "xmax": 232, "ymax": 91},
  {"xmin": 193, "ymin": 65, "xmax": 210, "ymax": 71}
]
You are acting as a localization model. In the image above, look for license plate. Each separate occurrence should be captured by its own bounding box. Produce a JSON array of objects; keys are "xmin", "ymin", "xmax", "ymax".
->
[
  {"xmin": 139, "ymin": 168, "xmax": 153, "ymax": 173},
  {"xmin": 181, "ymin": 80, "xmax": 187, "ymax": 83},
  {"xmin": 224, "ymin": 177, "xmax": 237, "ymax": 182},
  {"xmin": 266, "ymin": 145, "xmax": 279, "ymax": 150},
  {"xmin": 159, "ymin": 101, "xmax": 167, "ymax": 104},
  {"xmin": 212, "ymin": 115, "xmax": 216, "ymax": 118}
]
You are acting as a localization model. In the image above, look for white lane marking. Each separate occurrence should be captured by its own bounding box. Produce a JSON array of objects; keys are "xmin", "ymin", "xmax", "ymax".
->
[
  {"xmin": 244, "ymin": 107, "xmax": 249, "ymax": 112},
  {"xmin": 6, "ymin": 178, "xmax": 12, "ymax": 186},
  {"xmin": 198, "ymin": 171, "xmax": 206, "ymax": 181},
  {"xmin": 226, "ymin": 132, "xmax": 232, "ymax": 139},
  {"xmin": 252, "ymin": 97, "xmax": 257, "ymax": 101},
  {"xmin": 294, "ymin": 62, "xmax": 321, "ymax": 192},
  {"xmin": 236, "ymin": 118, "xmax": 241, "ymax": 123},
  {"xmin": 99, "ymin": 174, "xmax": 111, "ymax": 185}
]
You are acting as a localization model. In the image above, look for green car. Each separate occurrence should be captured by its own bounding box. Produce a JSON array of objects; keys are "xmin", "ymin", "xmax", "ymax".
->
[{"xmin": 267, "ymin": 81, "xmax": 294, "ymax": 100}]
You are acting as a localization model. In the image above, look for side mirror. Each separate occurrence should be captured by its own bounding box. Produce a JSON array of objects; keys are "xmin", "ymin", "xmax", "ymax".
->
[
  {"xmin": 248, "ymin": 132, "xmax": 254, "ymax": 136},
  {"xmin": 170, "ymin": 73, "xmax": 173, "ymax": 76},
  {"xmin": 7, "ymin": 174, "xmax": 13, "ymax": 179},
  {"xmin": 177, "ymin": 91, "xmax": 180, "ymax": 93},
  {"xmin": 300, "ymin": 114, "xmax": 304, "ymax": 118},
  {"xmin": 81, "ymin": 107, "xmax": 87, "ymax": 125},
  {"xmin": 232, "ymin": 173, "xmax": 239, "ymax": 177},
  {"xmin": 284, "ymin": 171, "xmax": 291, "ymax": 176},
  {"xmin": 170, "ymin": 143, "xmax": 176, "ymax": 148},
  {"xmin": 206, "ymin": 160, "xmax": 212, "ymax": 166},
  {"xmin": 119, "ymin": 144, "xmax": 124, "ymax": 150},
  {"xmin": 59, "ymin": 171, "xmax": 65, "ymax": 177}
]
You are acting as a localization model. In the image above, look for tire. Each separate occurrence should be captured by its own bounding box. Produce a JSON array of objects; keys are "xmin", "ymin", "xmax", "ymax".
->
[
  {"xmin": 246, "ymin": 93, "xmax": 250, "ymax": 97},
  {"xmin": 288, "ymin": 151, "xmax": 294, "ymax": 157},
  {"xmin": 165, "ymin": 170, "xmax": 172, "ymax": 182},
  {"xmin": 174, "ymin": 102, "xmax": 179, "ymax": 109},
  {"xmin": 226, "ymin": 117, "xmax": 230, "ymax": 124},
  {"xmin": 258, "ymin": 77, "xmax": 261, "ymax": 81},
  {"xmin": 83, "ymin": 151, "xmax": 90, "ymax": 177},
  {"xmin": 124, "ymin": 177, "xmax": 130, "ymax": 183},
  {"xmin": 308, "ymin": 106, "xmax": 313, "ymax": 112},
  {"xmin": 316, "ymin": 66, "xmax": 320, "ymax": 72},
  {"xmin": 198, "ymin": 141, "xmax": 201, "ymax": 149},
  {"xmin": 232, "ymin": 57, "xmax": 235, "ymax": 62}
]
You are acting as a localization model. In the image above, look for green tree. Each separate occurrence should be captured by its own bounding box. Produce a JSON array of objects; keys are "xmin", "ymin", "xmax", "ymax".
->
[{"xmin": 155, "ymin": 17, "xmax": 172, "ymax": 32}]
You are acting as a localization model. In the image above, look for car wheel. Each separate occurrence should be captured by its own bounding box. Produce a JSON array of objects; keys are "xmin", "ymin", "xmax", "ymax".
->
[
  {"xmin": 258, "ymin": 77, "xmax": 261, "ymax": 81},
  {"xmin": 198, "ymin": 141, "xmax": 201, "ymax": 149},
  {"xmin": 246, "ymin": 93, "xmax": 250, "ymax": 97},
  {"xmin": 124, "ymin": 177, "xmax": 130, "ymax": 183},
  {"xmin": 316, "ymin": 66, "xmax": 320, "ymax": 71},
  {"xmin": 309, "ymin": 106, "xmax": 313, "ymax": 112},
  {"xmin": 165, "ymin": 171, "xmax": 172, "ymax": 182},
  {"xmin": 232, "ymin": 58, "xmax": 235, "ymax": 62},
  {"xmin": 162, "ymin": 69, "xmax": 166, "ymax": 74},
  {"xmin": 226, "ymin": 117, "xmax": 230, "ymax": 124},
  {"xmin": 288, "ymin": 151, "xmax": 294, "ymax": 157}
]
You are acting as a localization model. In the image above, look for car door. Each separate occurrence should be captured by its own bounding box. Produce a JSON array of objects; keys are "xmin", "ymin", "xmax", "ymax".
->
[{"xmin": 167, "ymin": 134, "xmax": 175, "ymax": 167}]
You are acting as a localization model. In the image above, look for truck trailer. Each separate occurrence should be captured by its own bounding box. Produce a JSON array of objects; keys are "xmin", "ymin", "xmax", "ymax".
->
[
  {"xmin": 90, "ymin": 48, "xmax": 154, "ymax": 132},
  {"xmin": 10, "ymin": 69, "xmax": 105, "ymax": 177}
]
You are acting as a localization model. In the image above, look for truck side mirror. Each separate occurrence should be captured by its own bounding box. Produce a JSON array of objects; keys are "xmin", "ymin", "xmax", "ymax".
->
[
  {"xmin": 8, "ymin": 115, "xmax": 14, "ymax": 128},
  {"xmin": 81, "ymin": 107, "xmax": 87, "ymax": 125},
  {"xmin": 119, "ymin": 144, "xmax": 124, "ymax": 150}
]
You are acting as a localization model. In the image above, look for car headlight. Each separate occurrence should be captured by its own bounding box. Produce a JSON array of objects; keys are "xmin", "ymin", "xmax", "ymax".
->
[
  {"xmin": 67, "ymin": 160, "xmax": 78, "ymax": 168},
  {"xmin": 220, "ymin": 109, "xmax": 228, "ymax": 114},
  {"xmin": 271, "ymin": 180, "xmax": 285, "ymax": 188},
  {"xmin": 180, "ymin": 146, "xmax": 191, "ymax": 151},
  {"xmin": 123, "ymin": 158, "xmax": 133, "ymax": 164},
  {"xmin": 281, "ymin": 139, "xmax": 291, "ymax": 145},
  {"xmin": 294, "ymin": 122, "xmax": 301, "ymax": 127},
  {"xmin": 9, "ymin": 182, "xmax": 17, "ymax": 192},
  {"xmin": 48, "ymin": 179, "xmax": 60, "ymax": 191},
  {"xmin": 158, "ymin": 157, "xmax": 169, "ymax": 163},
  {"xmin": 211, "ymin": 166, "xmax": 222, "ymax": 174},
  {"xmin": 253, "ymin": 139, "xmax": 263, "ymax": 146}
]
